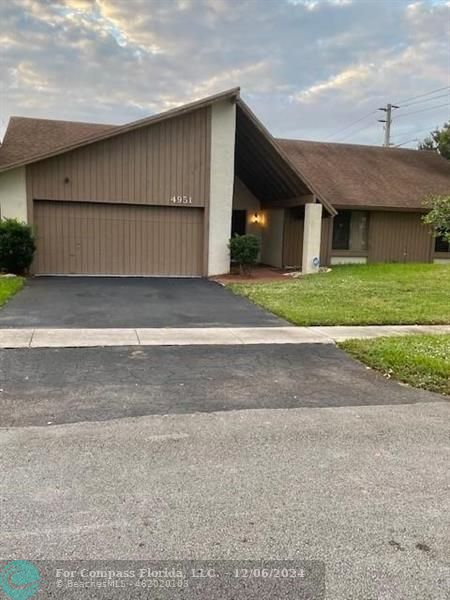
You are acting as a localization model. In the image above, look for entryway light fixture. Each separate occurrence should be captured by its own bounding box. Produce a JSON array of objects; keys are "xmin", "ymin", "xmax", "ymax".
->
[{"xmin": 251, "ymin": 212, "xmax": 263, "ymax": 225}]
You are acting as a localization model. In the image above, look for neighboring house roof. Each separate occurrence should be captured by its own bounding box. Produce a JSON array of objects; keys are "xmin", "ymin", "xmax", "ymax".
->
[{"xmin": 277, "ymin": 138, "xmax": 450, "ymax": 210}]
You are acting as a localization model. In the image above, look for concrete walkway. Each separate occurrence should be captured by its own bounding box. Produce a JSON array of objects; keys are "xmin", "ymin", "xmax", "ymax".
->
[{"xmin": 0, "ymin": 325, "xmax": 448, "ymax": 348}]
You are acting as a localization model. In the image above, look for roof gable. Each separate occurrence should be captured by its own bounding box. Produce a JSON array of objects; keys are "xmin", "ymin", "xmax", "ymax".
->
[
  {"xmin": 0, "ymin": 88, "xmax": 240, "ymax": 172},
  {"xmin": 235, "ymin": 100, "xmax": 336, "ymax": 215}
]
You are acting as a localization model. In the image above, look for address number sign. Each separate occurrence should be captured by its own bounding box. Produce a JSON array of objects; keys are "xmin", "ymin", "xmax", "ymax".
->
[{"xmin": 170, "ymin": 195, "xmax": 193, "ymax": 205}]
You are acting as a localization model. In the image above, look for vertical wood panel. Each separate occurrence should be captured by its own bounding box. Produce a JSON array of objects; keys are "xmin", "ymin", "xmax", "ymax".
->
[
  {"xmin": 320, "ymin": 217, "xmax": 333, "ymax": 266},
  {"xmin": 282, "ymin": 209, "xmax": 304, "ymax": 267},
  {"xmin": 368, "ymin": 211, "xmax": 433, "ymax": 263},
  {"xmin": 33, "ymin": 200, "xmax": 204, "ymax": 276},
  {"xmin": 28, "ymin": 107, "xmax": 210, "ymax": 208}
]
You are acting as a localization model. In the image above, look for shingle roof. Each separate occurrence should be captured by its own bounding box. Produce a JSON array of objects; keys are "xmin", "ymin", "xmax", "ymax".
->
[
  {"xmin": 0, "ymin": 117, "xmax": 117, "ymax": 168},
  {"xmin": 277, "ymin": 139, "xmax": 450, "ymax": 210},
  {"xmin": 0, "ymin": 88, "xmax": 240, "ymax": 172},
  {"xmin": 277, "ymin": 139, "xmax": 450, "ymax": 208},
  {"xmin": 2, "ymin": 98, "xmax": 449, "ymax": 213}
]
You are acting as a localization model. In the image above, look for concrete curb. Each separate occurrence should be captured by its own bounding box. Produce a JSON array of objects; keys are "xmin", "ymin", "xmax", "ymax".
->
[{"xmin": 0, "ymin": 325, "xmax": 449, "ymax": 349}]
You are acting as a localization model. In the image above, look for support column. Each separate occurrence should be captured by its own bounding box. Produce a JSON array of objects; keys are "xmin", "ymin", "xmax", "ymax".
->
[
  {"xmin": 208, "ymin": 100, "xmax": 236, "ymax": 276},
  {"xmin": 302, "ymin": 203, "xmax": 322, "ymax": 273}
]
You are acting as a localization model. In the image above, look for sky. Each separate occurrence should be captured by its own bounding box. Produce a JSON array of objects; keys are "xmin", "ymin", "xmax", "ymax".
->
[{"xmin": 1, "ymin": 0, "xmax": 449, "ymax": 148}]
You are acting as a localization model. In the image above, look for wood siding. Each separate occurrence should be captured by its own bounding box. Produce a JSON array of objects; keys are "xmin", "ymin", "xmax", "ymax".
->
[
  {"xmin": 283, "ymin": 210, "xmax": 332, "ymax": 267},
  {"xmin": 27, "ymin": 107, "xmax": 210, "ymax": 212},
  {"xmin": 320, "ymin": 217, "xmax": 333, "ymax": 266},
  {"xmin": 283, "ymin": 209, "xmax": 303, "ymax": 267},
  {"xmin": 34, "ymin": 200, "xmax": 204, "ymax": 276},
  {"xmin": 368, "ymin": 211, "xmax": 433, "ymax": 263}
]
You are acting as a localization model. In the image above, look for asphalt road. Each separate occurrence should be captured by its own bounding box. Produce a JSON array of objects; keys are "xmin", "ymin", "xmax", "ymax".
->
[
  {"xmin": 0, "ymin": 344, "xmax": 441, "ymax": 427},
  {"xmin": 0, "ymin": 277, "xmax": 286, "ymax": 328},
  {"xmin": 1, "ymin": 402, "xmax": 449, "ymax": 599}
]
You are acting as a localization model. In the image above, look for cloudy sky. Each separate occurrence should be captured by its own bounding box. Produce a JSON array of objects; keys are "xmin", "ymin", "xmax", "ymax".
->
[{"xmin": 1, "ymin": 0, "xmax": 449, "ymax": 147}]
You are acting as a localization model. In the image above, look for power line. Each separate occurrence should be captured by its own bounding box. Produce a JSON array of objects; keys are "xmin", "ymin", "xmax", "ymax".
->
[
  {"xmin": 393, "ymin": 85, "xmax": 450, "ymax": 106},
  {"xmin": 398, "ymin": 91, "xmax": 450, "ymax": 109},
  {"xmin": 337, "ymin": 120, "xmax": 377, "ymax": 142},
  {"xmin": 394, "ymin": 138, "xmax": 419, "ymax": 148},
  {"xmin": 393, "ymin": 129, "xmax": 434, "ymax": 147},
  {"xmin": 325, "ymin": 109, "xmax": 377, "ymax": 140},
  {"xmin": 394, "ymin": 102, "xmax": 450, "ymax": 120},
  {"xmin": 324, "ymin": 85, "xmax": 449, "ymax": 146},
  {"xmin": 392, "ymin": 121, "xmax": 449, "ymax": 148}
]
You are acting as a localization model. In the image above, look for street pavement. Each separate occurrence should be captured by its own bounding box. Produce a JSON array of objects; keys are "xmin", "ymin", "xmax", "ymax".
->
[
  {"xmin": 1, "ymin": 401, "xmax": 449, "ymax": 599},
  {"xmin": 0, "ymin": 344, "xmax": 442, "ymax": 427}
]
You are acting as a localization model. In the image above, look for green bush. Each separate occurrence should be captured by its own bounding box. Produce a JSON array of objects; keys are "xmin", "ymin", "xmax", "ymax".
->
[
  {"xmin": 0, "ymin": 218, "xmax": 36, "ymax": 274},
  {"xmin": 423, "ymin": 194, "xmax": 450, "ymax": 242},
  {"xmin": 229, "ymin": 234, "xmax": 260, "ymax": 275}
]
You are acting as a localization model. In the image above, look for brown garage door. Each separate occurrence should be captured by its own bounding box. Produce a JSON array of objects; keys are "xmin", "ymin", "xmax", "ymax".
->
[{"xmin": 34, "ymin": 200, "xmax": 204, "ymax": 276}]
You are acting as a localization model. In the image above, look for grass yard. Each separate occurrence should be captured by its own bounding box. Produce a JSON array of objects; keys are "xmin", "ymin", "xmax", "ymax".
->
[
  {"xmin": 228, "ymin": 263, "xmax": 450, "ymax": 326},
  {"xmin": 0, "ymin": 276, "xmax": 24, "ymax": 307},
  {"xmin": 339, "ymin": 334, "xmax": 450, "ymax": 395}
]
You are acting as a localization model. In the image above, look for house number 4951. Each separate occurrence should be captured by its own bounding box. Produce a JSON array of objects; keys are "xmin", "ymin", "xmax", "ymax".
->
[{"xmin": 170, "ymin": 195, "xmax": 192, "ymax": 205}]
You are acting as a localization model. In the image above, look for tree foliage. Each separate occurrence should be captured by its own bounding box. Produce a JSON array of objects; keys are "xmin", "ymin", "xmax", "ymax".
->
[
  {"xmin": 0, "ymin": 218, "xmax": 36, "ymax": 274},
  {"xmin": 422, "ymin": 195, "xmax": 450, "ymax": 243},
  {"xmin": 418, "ymin": 122, "xmax": 450, "ymax": 160}
]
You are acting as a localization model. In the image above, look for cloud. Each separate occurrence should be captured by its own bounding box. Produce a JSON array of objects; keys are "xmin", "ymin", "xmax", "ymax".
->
[
  {"xmin": 292, "ymin": 63, "xmax": 377, "ymax": 102},
  {"xmin": 0, "ymin": 0, "xmax": 448, "ymax": 147}
]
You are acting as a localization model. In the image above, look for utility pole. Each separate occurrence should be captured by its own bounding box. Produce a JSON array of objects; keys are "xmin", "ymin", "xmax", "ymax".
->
[{"xmin": 378, "ymin": 103, "xmax": 399, "ymax": 147}]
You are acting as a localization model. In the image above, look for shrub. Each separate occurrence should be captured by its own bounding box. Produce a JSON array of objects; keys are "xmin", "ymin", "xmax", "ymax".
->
[
  {"xmin": 423, "ymin": 195, "xmax": 450, "ymax": 243},
  {"xmin": 229, "ymin": 234, "xmax": 260, "ymax": 275},
  {"xmin": 0, "ymin": 218, "xmax": 36, "ymax": 274}
]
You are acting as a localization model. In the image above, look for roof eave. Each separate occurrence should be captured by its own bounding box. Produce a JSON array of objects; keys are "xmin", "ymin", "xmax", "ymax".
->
[
  {"xmin": 0, "ymin": 87, "xmax": 241, "ymax": 173},
  {"xmin": 236, "ymin": 99, "xmax": 337, "ymax": 216}
]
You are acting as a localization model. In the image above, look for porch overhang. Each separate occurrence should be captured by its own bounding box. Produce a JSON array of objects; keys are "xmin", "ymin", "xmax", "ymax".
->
[{"xmin": 235, "ymin": 100, "xmax": 336, "ymax": 216}]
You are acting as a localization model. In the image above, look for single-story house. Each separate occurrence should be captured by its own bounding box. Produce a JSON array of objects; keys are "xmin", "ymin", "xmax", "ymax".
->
[{"xmin": 0, "ymin": 87, "xmax": 449, "ymax": 277}]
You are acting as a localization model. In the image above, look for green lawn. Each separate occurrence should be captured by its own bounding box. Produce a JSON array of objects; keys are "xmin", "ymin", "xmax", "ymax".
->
[
  {"xmin": 0, "ymin": 276, "xmax": 24, "ymax": 307},
  {"xmin": 228, "ymin": 264, "xmax": 450, "ymax": 326},
  {"xmin": 339, "ymin": 334, "xmax": 450, "ymax": 395}
]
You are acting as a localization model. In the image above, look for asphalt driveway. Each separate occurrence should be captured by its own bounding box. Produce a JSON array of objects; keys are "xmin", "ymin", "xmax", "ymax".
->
[
  {"xmin": 0, "ymin": 343, "xmax": 444, "ymax": 427},
  {"xmin": 0, "ymin": 277, "xmax": 286, "ymax": 328}
]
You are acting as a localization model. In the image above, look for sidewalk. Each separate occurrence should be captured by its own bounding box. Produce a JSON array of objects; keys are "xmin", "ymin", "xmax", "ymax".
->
[{"xmin": 0, "ymin": 325, "xmax": 449, "ymax": 348}]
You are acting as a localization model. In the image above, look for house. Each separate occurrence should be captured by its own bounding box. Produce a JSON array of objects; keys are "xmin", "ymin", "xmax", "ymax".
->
[{"xmin": 0, "ymin": 87, "xmax": 449, "ymax": 277}]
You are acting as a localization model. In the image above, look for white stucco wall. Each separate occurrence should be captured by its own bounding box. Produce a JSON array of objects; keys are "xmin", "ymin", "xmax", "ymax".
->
[
  {"xmin": 261, "ymin": 209, "xmax": 284, "ymax": 268},
  {"xmin": 208, "ymin": 100, "xmax": 236, "ymax": 276},
  {"xmin": 330, "ymin": 256, "xmax": 367, "ymax": 265},
  {"xmin": 233, "ymin": 177, "xmax": 259, "ymax": 211},
  {"xmin": 302, "ymin": 203, "xmax": 322, "ymax": 273},
  {"xmin": 232, "ymin": 177, "xmax": 261, "ymax": 237},
  {"xmin": 433, "ymin": 258, "xmax": 450, "ymax": 264},
  {"xmin": 0, "ymin": 167, "xmax": 28, "ymax": 223}
]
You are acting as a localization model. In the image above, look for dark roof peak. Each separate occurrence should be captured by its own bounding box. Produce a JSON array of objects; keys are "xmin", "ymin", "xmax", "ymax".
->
[
  {"xmin": 276, "ymin": 137, "xmax": 434, "ymax": 155},
  {"xmin": 0, "ymin": 87, "xmax": 240, "ymax": 172}
]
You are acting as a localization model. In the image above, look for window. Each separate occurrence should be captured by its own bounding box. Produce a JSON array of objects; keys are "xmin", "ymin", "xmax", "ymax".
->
[
  {"xmin": 435, "ymin": 235, "xmax": 450, "ymax": 253},
  {"xmin": 332, "ymin": 211, "xmax": 368, "ymax": 252},
  {"xmin": 332, "ymin": 211, "xmax": 351, "ymax": 250}
]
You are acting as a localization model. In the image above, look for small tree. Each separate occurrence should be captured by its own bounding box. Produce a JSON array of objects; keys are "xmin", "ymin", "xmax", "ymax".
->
[
  {"xmin": 229, "ymin": 234, "xmax": 260, "ymax": 275},
  {"xmin": 418, "ymin": 122, "xmax": 450, "ymax": 160},
  {"xmin": 422, "ymin": 195, "xmax": 450, "ymax": 243},
  {"xmin": 0, "ymin": 218, "xmax": 36, "ymax": 274}
]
